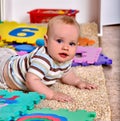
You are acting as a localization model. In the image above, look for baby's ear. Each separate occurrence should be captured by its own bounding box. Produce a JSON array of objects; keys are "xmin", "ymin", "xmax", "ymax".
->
[{"xmin": 44, "ymin": 35, "xmax": 48, "ymax": 47}]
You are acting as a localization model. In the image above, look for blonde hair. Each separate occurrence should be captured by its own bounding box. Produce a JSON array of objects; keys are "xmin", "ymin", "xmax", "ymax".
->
[{"xmin": 46, "ymin": 15, "xmax": 80, "ymax": 36}]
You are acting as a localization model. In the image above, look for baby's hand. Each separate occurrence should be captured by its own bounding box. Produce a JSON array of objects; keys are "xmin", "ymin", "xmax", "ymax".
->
[
  {"xmin": 51, "ymin": 91, "xmax": 73, "ymax": 102},
  {"xmin": 77, "ymin": 81, "xmax": 97, "ymax": 90}
]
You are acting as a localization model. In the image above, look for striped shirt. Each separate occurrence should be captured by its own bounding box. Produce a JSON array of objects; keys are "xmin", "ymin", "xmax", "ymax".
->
[{"xmin": 7, "ymin": 46, "xmax": 72, "ymax": 90}]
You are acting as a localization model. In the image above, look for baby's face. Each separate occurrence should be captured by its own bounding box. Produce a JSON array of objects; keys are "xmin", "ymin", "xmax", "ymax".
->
[{"xmin": 45, "ymin": 22, "xmax": 79, "ymax": 63}]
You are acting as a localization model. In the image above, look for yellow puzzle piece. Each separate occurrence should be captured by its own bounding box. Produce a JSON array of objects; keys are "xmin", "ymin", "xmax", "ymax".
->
[{"xmin": 0, "ymin": 21, "xmax": 47, "ymax": 44}]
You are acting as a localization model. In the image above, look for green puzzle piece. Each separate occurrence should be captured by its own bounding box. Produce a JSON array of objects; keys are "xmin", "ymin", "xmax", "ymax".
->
[
  {"xmin": 16, "ymin": 108, "xmax": 96, "ymax": 121},
  {"xmin": 0, "ymin": 89, "xmax": 46, "ymax": 121}
]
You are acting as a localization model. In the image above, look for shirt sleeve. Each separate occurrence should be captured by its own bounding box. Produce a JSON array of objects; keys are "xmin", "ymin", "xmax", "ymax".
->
[{"xmin": 28, "ymin": 56, "xmax": 50, "ymax": 80}]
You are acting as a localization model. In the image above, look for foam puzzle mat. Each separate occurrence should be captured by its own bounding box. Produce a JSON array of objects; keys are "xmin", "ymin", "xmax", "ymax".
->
[
  {"xmin": 0, "ymin": 89, "xmax": 96, "ymax": 121},
  {"xmin": 0, "ymin": 90, "xmax": 46, "ymax": 121},
  {"xmin": 0, "ymin": 21, "xmax": 47, "ymax": 44},
  {"xmin": 15, "ymin": 108, "xmax": 96, "ymax": 121}
]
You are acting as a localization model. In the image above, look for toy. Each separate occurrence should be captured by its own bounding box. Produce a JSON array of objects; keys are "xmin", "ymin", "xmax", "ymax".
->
[
  {"xmin": 0, "ymin": 89, "xmax": 96, "ymax": 121},
  {"xmin": 15, "ymin": 44, "xmax": 36, "ymax": 52},
  {"xmin": 17, "ymin": 114, "xmax": 67, "ymax": 121},
  {"xmin": 0, "ymin": 21, "xmax": 47, "ymax": 44},
  {"xmin": 5, "ymin": 45, "xmax": 16, "ymax": 50},
  {"xmin": 28, "ymin": 9, "xmax": 79, "ymax": 23},
  {"xmin": 72, "ymin": 52, "xmax": 112, "ymax": 66},
  {"xmin": 0, "ymin": 40, "xmax": 5, "ymax": 47},
  {"xmin": 94, "ymin": 53, "xmax": 112, "ymax": 65},
  {"xmin": 0, "ymin": 90, "xmax": 46, "ymax": 121},
  {"xmin": 72, "ymin": 46, "xmax": 102, "ymax": 66},
  {"xmin": 0, "ymin": 36, "xmax": 6, "ymax": 47},
  {"xmin": 78, "ymin": 37, "xmax": 95, "ymax": 46},
  {"xmin": 17, "ymin": 51, "xmax": 28, "ymax": 56},
  {"xmin": 36, "ymin": 39, "xmax": 45, "ymax": 46},
  {"xmin": 16, "ymin": 108, "xmax": 96, "ymax": 121}
]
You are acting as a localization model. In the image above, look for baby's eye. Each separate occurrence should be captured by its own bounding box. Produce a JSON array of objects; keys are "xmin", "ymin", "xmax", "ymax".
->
[
  {"xmin": 69, "ymin": 42, "xmax": 76, "ymax": 46},
  {"xmin": 56, "ymin": 39, "xmax": 63, "ymax": 43}
]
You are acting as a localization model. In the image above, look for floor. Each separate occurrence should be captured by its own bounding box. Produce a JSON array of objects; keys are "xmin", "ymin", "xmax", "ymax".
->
[{"xmin": 100, "ymin": 25, "xmax": 120, "ymax": 121}]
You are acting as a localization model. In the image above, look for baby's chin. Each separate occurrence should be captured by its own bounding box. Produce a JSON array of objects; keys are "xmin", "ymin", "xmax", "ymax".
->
[
  {"xmin": 56, "ymin": 59, "xmax": 71, "ymax": 63},
  {"xmin": 53, "ymin": 56, "xmax": 72, "ymax": 63}
]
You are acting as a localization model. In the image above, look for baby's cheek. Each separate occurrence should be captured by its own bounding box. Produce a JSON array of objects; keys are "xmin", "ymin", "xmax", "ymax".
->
[{"xmin": 72, "ymin": 50, "xmax": 76, "ymax": 56}]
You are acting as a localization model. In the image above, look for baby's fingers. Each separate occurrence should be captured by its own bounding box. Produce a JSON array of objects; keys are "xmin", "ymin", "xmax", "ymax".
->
[
  {"xmin": 53, "ymin": 92, "xmax": 73, "ymax": 102},
  {"xmin": 58, "ymin": 96, "xmax": 73, "ymax": 102},
  {"xmin": 85, "ymin": 83, "xmax": 98, "ymax": 90},
  {"xmin": 62, "ymin": 95, "xmax": 74, "ymax": 102}
]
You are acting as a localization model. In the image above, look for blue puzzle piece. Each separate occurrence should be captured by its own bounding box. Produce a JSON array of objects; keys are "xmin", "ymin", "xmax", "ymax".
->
[
  {"xmin": 94, "ymin": 53, "xmax": 112, "ymax": 65},
  {"xmin": 36, "ymin": 39, "xmax": 45, "ymax": 46},
  {"xmin": 15, "ymin": 44, "xmax": 36, "ymax": 52}
]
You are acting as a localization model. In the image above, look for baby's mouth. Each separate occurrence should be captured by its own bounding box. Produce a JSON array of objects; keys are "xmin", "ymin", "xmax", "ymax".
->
[{"xmin": 59, "ymin": 53, "xmax": 68, "ymax": 58}]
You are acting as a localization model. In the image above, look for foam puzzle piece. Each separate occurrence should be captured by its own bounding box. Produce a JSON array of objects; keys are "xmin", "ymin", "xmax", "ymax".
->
[
  {"xmin": 17, "ymin": 51, "xmax": 28, "ymax": 56},
  {"xmin": 15, "ymin": 108, "xmax": 96, "ymax": 121},
  {"xmin": 94, "ymin": 53, "xmax": 112, "ymax": 65},
  {"xmin": 0, "ymin": 90, "xmax": 46, "ymax": 121},
  {"xmin": 15, "ymin": 44, "xmax": 36, "ymax": 52},
  {"xmin": 72, "ymin": 53, "xmax": 112, "ymax": 66},
  {"xmin": 17, "ymin": 114, "xmax": 65, "ymax": 121},
  {"xmin": 17, "ymin": 112, "xmax": 68, "ymax": 121},
  {"xmin": 36, "ymin": 39, "xmax": 45, "ymax": 46},
  {"xmin": 0, "ymin": 21, "xmax": 47, "ymax": 44},
  {"xmin": 73, "ymin": 46, "xmax": 102, "ymax": 64},
  {"xmin": 78, "ymin": 37, "xmax": 95, "ymax": 46}
]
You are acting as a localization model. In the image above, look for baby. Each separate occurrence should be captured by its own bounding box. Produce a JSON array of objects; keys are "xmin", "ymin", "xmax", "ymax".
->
[{"xmin": 0, "ymin": 15, "xmax": 97, "ymax": 102}]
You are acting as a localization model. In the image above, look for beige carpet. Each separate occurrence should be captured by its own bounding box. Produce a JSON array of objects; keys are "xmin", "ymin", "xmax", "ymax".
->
[{"xmin": 35, "ymin": 23, "xmax": 111, "ymax": 121}]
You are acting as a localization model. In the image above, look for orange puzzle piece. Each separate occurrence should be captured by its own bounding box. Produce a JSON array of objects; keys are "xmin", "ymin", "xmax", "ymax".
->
[{"xmin": 78, "ymin": 37, "xmax": 95, "ymax": 46}]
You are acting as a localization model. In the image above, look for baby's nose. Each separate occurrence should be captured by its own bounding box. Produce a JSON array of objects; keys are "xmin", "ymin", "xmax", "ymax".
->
[{"xmin": 62, "ymin": 45, "xmax": 69, "ymax": 50}]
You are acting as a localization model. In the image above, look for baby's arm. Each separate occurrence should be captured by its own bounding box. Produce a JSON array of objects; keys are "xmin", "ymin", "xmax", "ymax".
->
[
  {"xmin": 61, "ymin": 68, "xmax": 97, "ymax": 89},
  {"xmin": 25, "ymin": 72, "xmax": 73, "ymax": 102}
]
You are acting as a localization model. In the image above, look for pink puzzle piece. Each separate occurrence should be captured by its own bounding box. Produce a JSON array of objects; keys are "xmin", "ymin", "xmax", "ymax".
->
[
  {"xmin": 73, "ymin": 46, "xmax": 102, "ymax": 64},
  {"xmin": 17, "ymin": 115, "xmax": 60, "ymax": 121}
]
